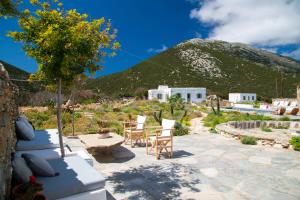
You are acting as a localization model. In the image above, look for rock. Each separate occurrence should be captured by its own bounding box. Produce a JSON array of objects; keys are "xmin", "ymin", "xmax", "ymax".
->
[
  {"xmin": 282, "ymin": 144, "xmax": 289, "ymax": 148},
  {"xmin": 273, "ymin": 144, "xmax": 283, "ymax": 149},
  {"xmin": 200, "ymin": 168, "xmax": 219, "ymax": 178}
]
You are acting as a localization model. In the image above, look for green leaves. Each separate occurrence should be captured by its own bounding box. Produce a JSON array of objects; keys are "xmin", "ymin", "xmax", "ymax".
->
[{"xmin": 8, "ymin": 0, "xmax": 119, "ymax": 85}]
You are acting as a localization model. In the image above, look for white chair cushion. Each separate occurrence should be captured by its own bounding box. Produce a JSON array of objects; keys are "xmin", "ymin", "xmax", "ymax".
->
[
  {"xmin": 290, "ymin": 101, "xmax": 298, "ymax": 107},
  {"xmin": 136, "ymin": 115, "xmax": 146, "ymax": 130},
  {"xmin": 161, "ymin": 119, "xmax": 176, "ymax": 137}
]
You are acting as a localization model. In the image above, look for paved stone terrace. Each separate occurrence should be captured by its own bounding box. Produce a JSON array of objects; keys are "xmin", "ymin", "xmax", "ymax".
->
[{"xmin": 66, "ymin": 119, "xmax": 300, "ymax": 200}]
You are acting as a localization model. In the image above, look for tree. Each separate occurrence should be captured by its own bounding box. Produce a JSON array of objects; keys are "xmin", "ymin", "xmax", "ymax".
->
[
  {"xmin": 8, "ymin": 0, "xmax": 120, "ymax": 157},
  {"xmin": 207, "ymin": 95, "xmax": 221, "ymax": 115},
  {"xmin": 0, "ymin": 0, "xmax": 19, "ymax": 17},
  {"xmin": 168, "ymin": 94, "xmax": 184, "ymax": 116}
]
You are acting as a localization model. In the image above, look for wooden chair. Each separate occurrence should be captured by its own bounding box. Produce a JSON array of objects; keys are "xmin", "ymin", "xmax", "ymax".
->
[
  {"xmin": 287, "ymin": 107, "xmax": 299, "ymax": 115},
  {"xmin": 272, "ymin": 107, "xmax": 286, "ymax": 115},
  {"xmin": 123, "ymin": 115, "xmax": 147, "ymax": 147},
  {"xmin": 146, "ymin": 119, "xmax": 176, "ymax": 159}
]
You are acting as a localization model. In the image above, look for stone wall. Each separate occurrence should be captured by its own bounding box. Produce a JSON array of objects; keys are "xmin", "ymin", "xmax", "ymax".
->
[
  {"xmin": 228, "ymin": 120, "xmax": 300, "ymax": 129},
  {"xmin": 0, "ymin": 63, "xmax": 18, "ymax": 199}
]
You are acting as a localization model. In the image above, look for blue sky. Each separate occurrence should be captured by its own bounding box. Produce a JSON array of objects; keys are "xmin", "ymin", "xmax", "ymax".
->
[{"xmin": 0, "ymin": 0, "xmax": 299, "ymax": 77}]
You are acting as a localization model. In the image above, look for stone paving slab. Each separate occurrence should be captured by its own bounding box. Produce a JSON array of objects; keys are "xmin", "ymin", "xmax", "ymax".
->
[{"xmin": 65, "ymin": 118, "xmax": 300, "ymax": 200}]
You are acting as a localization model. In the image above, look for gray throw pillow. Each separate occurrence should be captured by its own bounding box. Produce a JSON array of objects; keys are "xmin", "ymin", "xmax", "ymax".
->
[
  {"xmin": 22, "ymin": 153, "xmax": 56, "ymax": 177},
  {"xmin": 12, "ymin": 157, "xmax": 33, "ymax": 183},
  {"xmin": 19, "ymin": 116, "xmax": 35, "ymax": 130},
  {"xmin": 16, "ymin": 119, "xmax": 35, "ymax": 140}
]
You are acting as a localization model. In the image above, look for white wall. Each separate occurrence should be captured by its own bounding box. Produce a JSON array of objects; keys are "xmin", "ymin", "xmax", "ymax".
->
[
  {"xmin": 229, "ymin": 93, "xmax": 256, "ymax": 103},
  {"xmin": 170, "ymin": 88, "xmax": 206, "ymax": 103},
  {"xmin": 148, "ymin": 86, "xmax": 206, "ymax": 103},
  {"xmin": 148, "ymin": 89, "xmax": 170, "ymax": 102}
]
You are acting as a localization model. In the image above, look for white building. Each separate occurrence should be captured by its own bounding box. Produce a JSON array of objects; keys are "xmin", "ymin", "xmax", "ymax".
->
[
  {"xmin": 148, "ymin": 85, "xmax": 206, "ymax": 103},
  {"xmin": 229, "ymin": 93, "xmax": 256, "ymax": 103}
]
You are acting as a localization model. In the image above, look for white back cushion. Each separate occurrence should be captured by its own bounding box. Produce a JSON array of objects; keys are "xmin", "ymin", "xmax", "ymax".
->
[
  {"xmin": 290, "ymin": 101, "xmax": 298, "ymax": 107},
  {"xmin": 136, "ymin": 115, "xmax": 146, "ymax": 130},
  {"xmin": 283, "ymin": 101, "xmax": 290, "ymax": 107},
  {"xmin": 161, "ymin": 119, "xmax": 176, "ymax": 137},
  {"xmin": 273, "ymin": 101, "xmax": 279, "ymax": 106}
]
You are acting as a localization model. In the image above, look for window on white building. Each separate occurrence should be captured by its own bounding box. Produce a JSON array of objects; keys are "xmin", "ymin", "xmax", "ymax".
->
[
  {"xmin": 252, "ymin": 96, "xmax": 255, "ymax": 101},
  {"xmin": 243, "ymin": 96, "xmax": 246, "ymax": 101},
  {"xmin": 197, "ymin": 93, "xmax": 202, "ymax": 98},
  {"xmin": 157, "ymin": 94, "xmax": 162, "ymax": 99}
]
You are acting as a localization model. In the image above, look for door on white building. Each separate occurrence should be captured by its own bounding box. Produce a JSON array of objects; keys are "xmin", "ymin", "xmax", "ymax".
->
[{"xmin": 187, "ymin": 93, "xmax": 191, "ymax": 102}]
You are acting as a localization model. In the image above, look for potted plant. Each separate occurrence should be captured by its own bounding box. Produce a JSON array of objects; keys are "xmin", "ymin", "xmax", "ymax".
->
[
  {"xmin": 12, "ymin": 176, "xmax": 46, "ymax": 200},
  {"xmin": 97, "ymin": 120, "xmax": 111, "ymax": 139}
]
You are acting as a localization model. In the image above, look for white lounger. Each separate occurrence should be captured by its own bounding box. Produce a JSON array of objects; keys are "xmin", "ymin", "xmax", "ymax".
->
[
  {"xmin": 37, "ymin": 155, "xmax": 106, "ymax": 200},
  {"xmin": 16, "ymin": 129, "xmax": 61, "ymax": 151}
]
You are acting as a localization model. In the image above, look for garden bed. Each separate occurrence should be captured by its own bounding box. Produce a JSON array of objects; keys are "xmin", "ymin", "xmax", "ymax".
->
[{"xmin": 215, "ymin": 121, "xmax": 300, "ymax": 149}]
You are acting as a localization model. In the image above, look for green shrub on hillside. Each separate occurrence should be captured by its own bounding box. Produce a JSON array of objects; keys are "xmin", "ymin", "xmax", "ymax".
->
[
  {"xmin": 241, "ymin": 136, "xmax": 257, "ymax": 145},
  {"xmin": 289, "ymin": 136, "xmax": 300, "ymax": 151}
]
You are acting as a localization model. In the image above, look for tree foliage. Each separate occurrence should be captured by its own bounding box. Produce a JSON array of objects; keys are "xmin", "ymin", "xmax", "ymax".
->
[
  {"xmin": 8, "ymin": 0, "xmax": 120, "ymax": 84},
  {"xmin": 168, "ymin": 94, "xmax": 184, "ymax": 116},
  {"xmin": 0, "ymin": 0, "xmax": 19, "ymax": 17}
]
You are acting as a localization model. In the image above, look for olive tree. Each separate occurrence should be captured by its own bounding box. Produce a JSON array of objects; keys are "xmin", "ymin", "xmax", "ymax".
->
[{"xmin": 8, "ymin": 0, "xmax": 120, "ymax": 156}]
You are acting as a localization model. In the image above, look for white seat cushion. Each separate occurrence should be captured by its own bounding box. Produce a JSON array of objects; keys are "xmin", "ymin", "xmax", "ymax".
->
[
  {"xmin": 37, "ymin": 155, "xmax": 105, "ymax": 200},
  {"xmin": 16, "ymin": 129, "xmax": 61, "ymax": 151}
]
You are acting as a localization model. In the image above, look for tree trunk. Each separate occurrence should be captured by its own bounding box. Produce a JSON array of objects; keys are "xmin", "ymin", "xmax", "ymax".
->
[
  {"xmin": 217, "ymin": 96, "xmax": 220, "ymax": 115},
  {"xmin": 57, "ymin": 78, "xmax": 65, "ymax": 157},
  {"xmin": 211, "ymin": 99, "xmax": 216, "ymax": 115}
]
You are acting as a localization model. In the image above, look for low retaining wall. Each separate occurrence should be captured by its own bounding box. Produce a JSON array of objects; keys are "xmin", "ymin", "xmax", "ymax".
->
[
  {"xmin": 215, "ymin": 121, "xmax": 300, "ymax": 149},
  {"xmin": 227, "ymin": 120, "xmax": 300, "ymax": 129}
]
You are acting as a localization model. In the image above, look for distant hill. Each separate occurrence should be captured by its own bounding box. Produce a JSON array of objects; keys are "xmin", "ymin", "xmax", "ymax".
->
[
  {"xmin": 0, "ymin": 60, "xmax": 41, "ymax": 105},
  {"xmin": 86, "ymin": 39, "xmax": 300, "ymax": 99}
]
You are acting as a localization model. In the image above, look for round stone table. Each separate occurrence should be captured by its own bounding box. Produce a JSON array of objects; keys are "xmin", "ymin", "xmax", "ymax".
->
[{"xmin": 78, "ymin": 133, "xmax": 124, "ymax": 155}]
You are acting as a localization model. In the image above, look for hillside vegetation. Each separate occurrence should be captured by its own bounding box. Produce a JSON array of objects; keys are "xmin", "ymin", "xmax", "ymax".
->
[
  {"xmin": 1, "ymin": 60, "xmax": 43, "ymax": 105},
  {"xmin": 86, "ymin": 39, "xmax": 300, "ymax": 99}
]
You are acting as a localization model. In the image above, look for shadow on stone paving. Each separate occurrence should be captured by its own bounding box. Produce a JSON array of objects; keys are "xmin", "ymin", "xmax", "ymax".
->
[
  {"xmin": 107, "ymin": 163, "xmax": 201, "ymax": 200},
  {"xmin": 146, "ymin": 150, "xmax": 194, "ymax": 160},
  {"xmin": 93, "ymin": 146, "xmax": 135, "ymax": 163},
  {"xmin": 172, "ymin": 150, "xmax": 194, "ymax": 158}
]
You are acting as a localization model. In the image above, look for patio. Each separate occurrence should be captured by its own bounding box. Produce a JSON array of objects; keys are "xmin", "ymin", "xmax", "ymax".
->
[{"xmin": 65, "ymin": 124, "xmax": 300, "ymax": 200}]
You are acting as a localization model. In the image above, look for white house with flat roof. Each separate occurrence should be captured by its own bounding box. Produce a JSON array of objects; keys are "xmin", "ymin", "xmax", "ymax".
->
[
  {"xmin": 229, "ymin": 93, "xmax": 256, "ymax": 103},
  {"xmin": 148, "ymin": 85, "xmax": 206, "ymax": 103}
]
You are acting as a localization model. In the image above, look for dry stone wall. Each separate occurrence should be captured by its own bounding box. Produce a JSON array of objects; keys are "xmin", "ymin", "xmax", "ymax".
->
[{"xmin": 0, "ymin": 63, "xmax": 18, "ymax": 200}]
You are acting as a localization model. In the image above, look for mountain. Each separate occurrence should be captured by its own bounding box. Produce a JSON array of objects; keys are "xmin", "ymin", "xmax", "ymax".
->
[
  {"xmin": 0, "ymin": 60, "xmax": 41, "ymax": 105},
  {"xmin": 86, "ymin": 39, "xmax": 300, "ymax": 99}
]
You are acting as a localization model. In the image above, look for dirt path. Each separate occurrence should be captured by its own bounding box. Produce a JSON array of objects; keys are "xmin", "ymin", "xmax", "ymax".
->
[{"xmin": 190, "ymin": 113, "xmax": 210, "ymax": 134}]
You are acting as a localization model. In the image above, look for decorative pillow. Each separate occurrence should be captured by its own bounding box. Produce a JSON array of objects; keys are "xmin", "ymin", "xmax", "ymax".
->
[
  {"xmin": 22, "ymin": 153, "xmax": 56, "ymax": 177},
  {"xmin": 18, "ymin": 115, "xmax": 35, "ymax": 131},
  {"xmin": 15, "ymin": 119, "xmax": 35, "ymax": 140},
  {"xmin": 12, "ymin": 156, "xmax": 33, "ymax": 183}
]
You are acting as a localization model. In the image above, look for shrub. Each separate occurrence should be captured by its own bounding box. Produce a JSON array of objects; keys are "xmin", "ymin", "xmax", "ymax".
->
[
  {"xmin": 174, "ymin": 123, "xmax": 189, "ymax": 136},
  {"xmin": 261, "ymin": 126, "xmax": 272, "ymax": 132},
  {"xmin": 289, "ymin": 136, "xmax": 300, "ymax": 151},
  {"xmin": 209, "ymin": 128, "xmax": 218, "ymax": 134},
  {"xmin": 279, "ymin": 116, "xmax": 290, "ymax": 121},
  {"xmin": 241, "ymin": 136, "xmax": 257, "ymax": 145}
]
